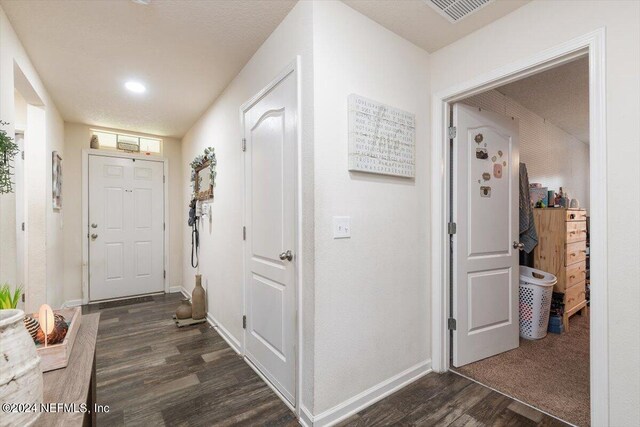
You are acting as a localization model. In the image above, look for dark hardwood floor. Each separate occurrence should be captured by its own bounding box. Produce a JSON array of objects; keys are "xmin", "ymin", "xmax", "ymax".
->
[
  {"xmin": 340, "ymin": 374, "xmax": 568, "ymax": 427},
  {"xmin": 86, "ymin": 293, "xmax": 567, "ymax": 426},
  {"xmin": 84, "ymin": 293, "xmax": 297, "ymax": 426}
]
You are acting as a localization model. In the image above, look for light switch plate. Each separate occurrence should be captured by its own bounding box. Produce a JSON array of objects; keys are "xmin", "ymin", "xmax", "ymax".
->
[{"xmin": 333, "ymin": 216, "xmax": 351, "ymax": 239}]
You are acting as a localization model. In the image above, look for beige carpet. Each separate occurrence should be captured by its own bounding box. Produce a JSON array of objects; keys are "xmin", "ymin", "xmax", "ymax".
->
[{"xmin": 454, "ymin": 312, "xmax": 590, "ymax": 427}]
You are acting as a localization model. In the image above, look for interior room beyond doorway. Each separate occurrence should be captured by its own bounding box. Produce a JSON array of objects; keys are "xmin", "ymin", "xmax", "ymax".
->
[{"xmin": 449, "ymin": 56, "xmax": 591, "ymax": 427}]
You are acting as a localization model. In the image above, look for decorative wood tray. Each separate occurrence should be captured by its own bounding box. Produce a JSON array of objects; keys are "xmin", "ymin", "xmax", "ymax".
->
[{"xmin": 31, "ymin": 307, "xmax": 82, "ymax": 372}]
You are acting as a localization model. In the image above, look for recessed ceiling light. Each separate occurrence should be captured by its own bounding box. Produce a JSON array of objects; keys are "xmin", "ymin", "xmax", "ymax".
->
[
  {"xmin": 125, "ymin": 81, "xmax": 146, "ymax": 94},
  {"xmin": 131, "ymin": 0, "xmax": 151, "ymax": 5}
]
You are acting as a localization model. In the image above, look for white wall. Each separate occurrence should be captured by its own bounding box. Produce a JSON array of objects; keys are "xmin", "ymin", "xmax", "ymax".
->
[
  {"xmin": 311, "ymin": 0, "xmax": 430, "ymax": 416},
  {"xmin": 62, "ymin": 123, "xmax": 183, "ymax": 303},
  {"xmin": 430, "ymin": 1, "xmax": 640, "ymax": 424},
  {"xmin": 14, "ymin": 89, "xmax": 26, "ymax": 129},
  {"xmin": 463, "ymin": 89, "xmax": 590, "ymax": 210},
  {"xmin": 0, "ymin": 5, "xmax": 65, "ymax": 311},
  {"xmin": 180, "ymin": 2, "xmax": 430, "ymax": 420},
  {"xmin": 179, "ymin": 0, "xmax": 316, "ymax": 410},
  {"xmin": 46, "ymin": 100, "xmax": 65, "ymax": 309}
]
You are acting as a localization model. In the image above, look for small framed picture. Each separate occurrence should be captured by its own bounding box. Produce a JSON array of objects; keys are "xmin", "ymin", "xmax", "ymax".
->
[
  {"xmin": 52, "ymin": 151, "xmax": 62, "ymax": 210},
  {"xmin": 529, "ymin": 186, "xmax": 548, "ymax": 207}
]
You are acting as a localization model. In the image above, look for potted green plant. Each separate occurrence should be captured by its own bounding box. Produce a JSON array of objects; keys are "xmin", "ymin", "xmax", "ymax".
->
[
  {"xmin": 0, "ymin": 283, "xmax": 23, "ymax": 309},
  {"xmin": 0, "ymin": 120, "xmax": 20, "ymax": 194}
]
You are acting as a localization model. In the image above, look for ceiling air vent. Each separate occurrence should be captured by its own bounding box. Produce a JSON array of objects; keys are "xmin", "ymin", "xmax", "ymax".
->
[{"xmin": 426, "ymin": 0, "xmax": 494, "ymax": 23}]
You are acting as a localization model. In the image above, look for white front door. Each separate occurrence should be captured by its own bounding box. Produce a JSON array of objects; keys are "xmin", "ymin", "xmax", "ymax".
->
[
  {"xmin": 452, "ymin": 103, "xmax": 520, "ymax": 367},
  {"xmin": 243, "ymin": 69, "xmax": 297, "ymax": 404},
  {"xmin": 89, "ymin": 155, "xmax": 164, "ymax": 301}
]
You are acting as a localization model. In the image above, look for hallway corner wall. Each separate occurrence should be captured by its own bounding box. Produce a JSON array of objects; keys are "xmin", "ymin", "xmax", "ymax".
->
[
  {"xmin": 179, "ymin": 0, "xmax": 316, "ymax": 412},
  {"xmin": 310, "ymin": 0, "xmax": 431, "ymax": 419},
  {"xmin": 0, "ymin": 5, "xmax": 65, "ymax": 310}
]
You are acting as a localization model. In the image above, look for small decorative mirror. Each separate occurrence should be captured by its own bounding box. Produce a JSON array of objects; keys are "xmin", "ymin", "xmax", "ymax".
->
[{"xmin": 190, "ymin": 147, "xmax": 216, "ymax": 201}]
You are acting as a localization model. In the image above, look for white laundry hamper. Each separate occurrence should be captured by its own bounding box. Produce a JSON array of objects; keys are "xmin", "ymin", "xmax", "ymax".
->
[{"xmin": 519, "ymin": 266, "xmax": 557, "ymax": 339}]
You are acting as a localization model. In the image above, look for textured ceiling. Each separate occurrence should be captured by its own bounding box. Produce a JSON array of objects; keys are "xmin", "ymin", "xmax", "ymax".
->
[
  {"xmin": 342, "ymin": 0, "xmax": 530, "ymax": 53},
  {"xmin": 3, "ymin": 0, "xmax": 532, "ymax": 138},
  {"xmin": 498, "ymin": 57, "xmax": 590, "ymax": 143},
  {"xmin": 1, "ymin": 0, "xmax": 296, "ymax": 137}
]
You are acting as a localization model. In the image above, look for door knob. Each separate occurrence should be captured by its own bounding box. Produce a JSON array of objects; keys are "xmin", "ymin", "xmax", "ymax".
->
[
  {"xmin": 91, "ymin": 223, "xmax": 98, "ymax": 229},
  {"xmin": 91, "ymin": 233, "xmax": 98, "ymax": 241},
  {"xmin": 279, "ymin": 250, "xmax": 293, "ymax": 261},
  {"xmin": 513, "ymin": 241, "xmax": 524, "ymax": 250}
]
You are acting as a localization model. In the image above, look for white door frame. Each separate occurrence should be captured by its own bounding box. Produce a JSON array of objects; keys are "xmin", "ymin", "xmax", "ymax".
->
[
  {"xmin": 14, "ymin": 129, "xmax": 27, "ymax": 306},
  {"xmin": 430, "ymin": 29, "xmax": 607, "ymax": 425},
  {"xmin": 82, "ymin": 148, "xmax": 170, "ymax": 304},
  {"xmin": 239, "ymin": 57, "xmax": 303, "ymax": 415}
]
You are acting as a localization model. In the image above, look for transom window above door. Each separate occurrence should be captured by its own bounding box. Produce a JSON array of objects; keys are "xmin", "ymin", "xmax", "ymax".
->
[{"xmin": 91, "ymin": 129, "xmax": 162, "ymax": 155}]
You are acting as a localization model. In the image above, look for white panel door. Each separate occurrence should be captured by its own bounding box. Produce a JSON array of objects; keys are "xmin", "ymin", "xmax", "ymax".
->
[
  {"xmin": 243, "ymin": 70, "xmax": 297, "ymax": 404},
  {"xmin": 89, "ymin": 156, "xmax": 164, "ymax": 301},
  {"xmin": 452, "ymin": 103, "xmax": 520, "ymax": 367}
]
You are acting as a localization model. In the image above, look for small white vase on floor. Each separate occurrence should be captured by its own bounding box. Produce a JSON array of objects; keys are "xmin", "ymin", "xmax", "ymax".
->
[{"xmin": 0, "ymin": 309, "xmax": 43, "ymax": 427}]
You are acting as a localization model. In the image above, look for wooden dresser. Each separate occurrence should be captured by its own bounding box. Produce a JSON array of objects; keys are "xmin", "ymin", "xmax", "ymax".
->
[{"xmin": 533, "ymin": 208, "xmax": 588, "ymax": 331}]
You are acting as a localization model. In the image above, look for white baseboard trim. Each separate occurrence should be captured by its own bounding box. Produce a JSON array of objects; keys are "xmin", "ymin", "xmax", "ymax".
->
[
  {"xmin": 310, "ymin": 359, "xmax": 432, "ymax": 426},
  {"xmin": 168, "ymin": 286, "xmax": 183, "ymax": 294},
  {"xmin": 61, "ymin": 299, "xmax": 83, "ymax": 308},
  {"xmin": 299, "ymin": 406, "xmax": 314, "ymax": 427},
  {"xmin": 180, "ymin": 286, "xmax": 191, "ymax": 300},
  {"xmin": 206, "ymin": 312, "xmax": 242, "ymax": 355}
]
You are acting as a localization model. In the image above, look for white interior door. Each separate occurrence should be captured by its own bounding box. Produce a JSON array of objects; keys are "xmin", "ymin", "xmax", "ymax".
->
[
  {"xmin": 243, "ymin": 69, "xmax": 297, "ymax": 404},
  {"xmin": 14, "ymin": 132, "xmax": 27, "ymax": 293},
  {"xmin": 89, "ymin": 155, "xmax": 164, "ymax": 301},
  {"xmin": 452, "ymin": 103, "xmax": 519, "ymax": 367}
]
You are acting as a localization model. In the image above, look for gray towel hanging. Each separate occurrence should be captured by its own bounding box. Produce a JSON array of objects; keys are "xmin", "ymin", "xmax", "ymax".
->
[{"xmin": 519, "ymin": 162, "xmax": 538, "ymax": 254}]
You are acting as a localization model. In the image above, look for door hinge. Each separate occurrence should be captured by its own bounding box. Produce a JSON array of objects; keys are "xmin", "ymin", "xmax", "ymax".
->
[
  {"xmin": 163, "ymin": 175, "xmax": 166, "ymax": 184},
  {"xmin": 163, "ymin": 270, "xmax": 166, "ymax": 279},
  {"xmin": 243, "ymin": 226, "xmax": 246, "ymax": 241},
  {"xmin": 163, "ymin": 222, "xmax": 166, "ymax": 231},
  {"xmin": 448, "ymin": 318, "xmax": 457, "ymax": 331},
  {"xmin": 242, "ymin": 138, "xmax": 246, "ymax": 152},
  {"xmin": 242, "ymin": 315, "xmax": 247, "ymax": 329},
  {"xmin": 21, "ymin": 222, "xmax": 25, "ymax": 231},
  {"xmin": 448, "ymin": 126, "xmax": 457, "ymax": 139},
  {"xmin": 21, "ymin": 151, "xmax": 25, "ymax": 160},
  {"xmin": 447, "ymin": 222, "xmax": 457, "ymax": 235}
]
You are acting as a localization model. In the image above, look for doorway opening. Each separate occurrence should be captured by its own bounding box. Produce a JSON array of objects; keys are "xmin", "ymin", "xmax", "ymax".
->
[
  {"xmin": 13, "ymin": 106, "xmax": 26, "ymax": 307},
  {"xmin": 449, "ymin": 55, "xmax": 591, "ymax": 426},
  {"xmin": 431, "ymin": 29, "xmax": 607, "ymax": 427},
  {"xmin": 11, "ymin": 61, "xmax": 48, "ymax": 313}
]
